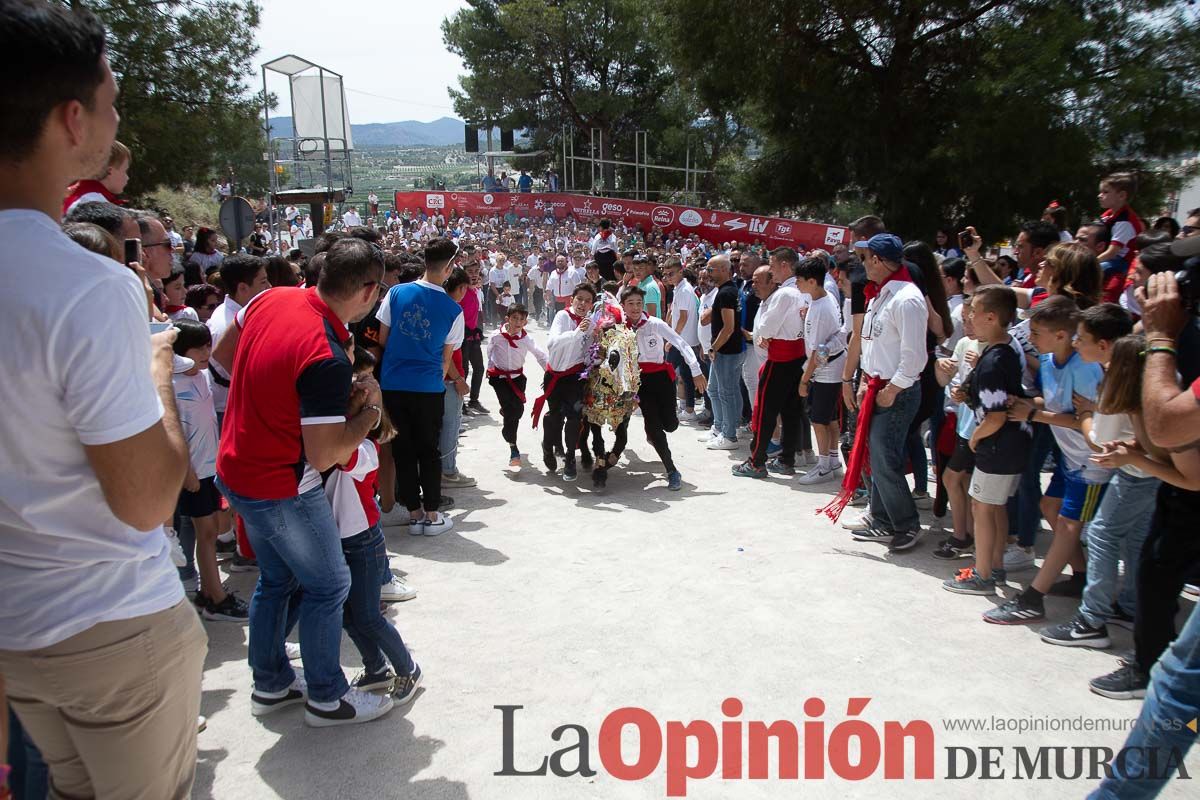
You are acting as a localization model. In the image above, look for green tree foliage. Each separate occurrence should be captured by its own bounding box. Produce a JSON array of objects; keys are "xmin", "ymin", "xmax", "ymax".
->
[
  {"xmin": 444, "ymin": 0, "xmax": 725, "ymax": 199},
  {"xmin": 74, "ymin": 0, "xmax": 266, "ymax": 198},
  {"xmin": 663, "ymin": 0, "xmax": 1200, "ymax": 236}
]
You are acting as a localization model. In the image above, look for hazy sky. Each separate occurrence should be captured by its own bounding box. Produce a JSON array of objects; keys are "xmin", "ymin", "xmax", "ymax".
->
[{"xmin": 254, "ymin": 0, "xmax": 469, "ymax": 124}]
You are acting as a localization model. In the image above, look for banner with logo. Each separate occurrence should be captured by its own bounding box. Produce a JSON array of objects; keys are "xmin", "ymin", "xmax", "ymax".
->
[{"xmin": 392, "ymin": 191, "xmax": 849, "ymax": 251}]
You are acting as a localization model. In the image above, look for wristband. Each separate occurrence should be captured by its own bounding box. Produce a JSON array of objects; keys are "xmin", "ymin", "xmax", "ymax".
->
[
  {"xmin": 362, "ymin": 404, "xmax": 383, "ymax": 429},
  {"xmin": 1026, "ymin": 408, "xmax": 1037, "ymax": 423},
  {"xmin": 1147, "ymin": 346, "xmax": 1176, "ymax": 356}
]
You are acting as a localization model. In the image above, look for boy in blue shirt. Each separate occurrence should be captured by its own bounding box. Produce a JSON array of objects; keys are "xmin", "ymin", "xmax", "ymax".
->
[{"xmin": 984, "ymin": 296, "xmax": 1110, "ymax": 624}]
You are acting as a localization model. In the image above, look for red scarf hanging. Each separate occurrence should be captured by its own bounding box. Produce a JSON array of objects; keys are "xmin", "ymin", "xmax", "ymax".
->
[
  {"xmin": 530, "ymin": 363, "xmax": 585, "ymax": 428},
  {"xmin": 818, "ymin": 264, "xmax": 914, "ymax": 522},
  {"xmin": 500, "ymin": 329, "xmax": 526, "ymax": 348}
]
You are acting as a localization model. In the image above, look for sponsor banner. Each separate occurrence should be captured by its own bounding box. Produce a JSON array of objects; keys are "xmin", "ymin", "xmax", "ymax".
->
[{"xmin": 393, "ymin": 191, "xmax": 849, "ymax": 251}]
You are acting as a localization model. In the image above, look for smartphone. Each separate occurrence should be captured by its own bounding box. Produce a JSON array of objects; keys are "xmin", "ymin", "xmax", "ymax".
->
[
  {"xmin": 958, "ymin": 231, "xmax": 974, "ymax": 252},
  {"xmin": 124, "ymin": 238, "xmax": 142, "ymax": 266}
]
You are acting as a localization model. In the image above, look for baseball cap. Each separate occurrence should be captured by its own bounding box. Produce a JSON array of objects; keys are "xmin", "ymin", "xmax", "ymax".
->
[{"xmin": 852, "ymin": 233, "xmax": 904, "ymax": 262}]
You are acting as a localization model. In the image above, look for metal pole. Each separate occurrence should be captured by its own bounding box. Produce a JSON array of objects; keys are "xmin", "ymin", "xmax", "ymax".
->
[
  {"xmin": 262, "ymin": 66, "xmax": 279, "ymax": 250},
  {"xmin": 317, "ymin": 67, "xmax": 333, "ymax": 209},
  {"xmin": 599, "ymin": 129, "xmax": 604, "ymax": 196},
  {"xmin": 685, "ymin": 145, "xmax": 690, "ymax": 198},
  {"xmin": 561, "ymin": 124, "xmax": 567, "ymax": 194}
]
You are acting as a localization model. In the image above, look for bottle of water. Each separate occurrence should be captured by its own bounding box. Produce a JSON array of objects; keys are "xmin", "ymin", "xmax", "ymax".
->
[{"xmin": 816, "ymin": 343, "xmax": 829, "ymax": 365}]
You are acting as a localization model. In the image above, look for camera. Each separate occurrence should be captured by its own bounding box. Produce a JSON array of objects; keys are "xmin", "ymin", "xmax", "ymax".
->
[{"xmin": 958, "ymin": 230, "xmax": 976, "ymax": 252}]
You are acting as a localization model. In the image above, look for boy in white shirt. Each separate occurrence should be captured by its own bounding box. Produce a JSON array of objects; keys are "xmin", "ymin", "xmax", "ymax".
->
[
  {"xmin": 488, "ymin": 304, "xmax": 548, "ymax": 467},
  {"xmin": 795, "ymin": 258, "xmax": 848, "ymax": 484},
  {"xmin": 171, "ymin": 321, "xmax": 248, "ymax": 620}
]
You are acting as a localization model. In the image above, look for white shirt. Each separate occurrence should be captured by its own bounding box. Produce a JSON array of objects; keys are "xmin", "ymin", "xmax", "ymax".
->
[
  {"xmin": 342, "ymin": 209, "xmax": 362, "ymax": 227},
  {"xmin": 944, "ymin": 294, "xmax": 965, "ymax": 355},
  {"xmin": 207, "ymin": 295, "xmax": 243, "ymax": 412},
  {"xmin": 546, "ymin": 309, "xmax": 592, "ymax": 371},
  {"xmin": 325, "ymin": 441, "xmax": 379, "ymax": 539},
  {"xmin": 698, "ymin": 288, "xmax": 717, "ymax": 350},
  {"xmin": 487, "ymin": 328, "xmax": 548, "ymax": 373},
  {"xmin": 590, "ymin": 232, "xmax": 618, "ymax": 254},
  {"xmin": 861, "ymin": 279, "xmax": 929, "ymax": 388},
  {"xmin": 0, "ymin": 210, "xmax": 181, "ymax": 650},
  {"xmin": 803, "ymin": 293, "xmax": 847, "ymax": 383},
  {"xmin": 753, "ymin": 276, "xmax": 809, "ymax": 342},
  {"xmin": 626, "ymin": 315, "xmax": 701, "ymax": 376},
  {"xmin": 169, "ymin": 305, "xmax": 200, "ymax": 323},
  {"xmin": 489, "ymin": 264, "xmax": 515, "ymax": 293},
  {"xmin": 546, "ymin": 268, "xmax": 583, "ymax": 299},
  {"xmin": 668, "ymin": 279, "xmax": 700, "ymax": 347},
  {"xmin": 172, "ymin": 370, "xmax": 218, "ymax": 479}
]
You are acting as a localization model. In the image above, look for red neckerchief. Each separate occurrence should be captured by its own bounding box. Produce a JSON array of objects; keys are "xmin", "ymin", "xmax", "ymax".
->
[
  {"xmin": 567, "ymin": 310, "xmax": 583, "ymax": 325},
  {"xmin": 165, "ymin": 304, "xmax": 187, "ymax": 313},
  {"xmin": 625, "ymin": 315, "xmax": 648, "ymax": 330},
  {"xmin": 501, "ymin": 329, "xmax": 526, "ymax": 348},
  {"xmin": 863, "ymin": 263, "xmax": 915, "ymax": 302}
]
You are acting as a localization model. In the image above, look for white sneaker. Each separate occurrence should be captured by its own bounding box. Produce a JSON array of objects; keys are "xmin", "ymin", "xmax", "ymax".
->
[
  {"xmin": 251, "ymin": 669, "xmax": 308, "ymax": 716},
  {"xmin": 379, "ymin": 507, "xmax": 416, "ymax": 528},
  {"xmin": 285, "ymin": 641, "xmax": 302, "ymax": 660},
  {"xmin": 697, "ymin": 428, "xmax": 718, "ymax": 442},
  {"xmin": 678, "ymin": 409, "xmax": 699, "ymax": 422},
  {"xmin": 841, "ymin": 512, "xmax": 875, "ymax": 532},
  {"xmin": 304, "ymin": 687, "xmax": 394, "ymax": 728},
  {"xmin": 1003, "ymin": 544, "xmax": 1036, "ymax": 571},
  {"xmin": 164, "ymin": 529, "xmax": 187, "ymax": 567},
  {"xmin": 418, "ymin": 513, "xmax": 454, "ymax": 536},
  {"xmin": 380, "ymin": 575, "xmax": 417, "ymax": 602},
  {"xmin": 797, "ymin": 467, "xmax": 837, "ymax": 485},
  {"xmin": 707, "ymin": 435, "xmax": 740, "ymax": 451},
  {"xmin": 441, "ymin": 471, "xmax": 477, "ymax": 488}
]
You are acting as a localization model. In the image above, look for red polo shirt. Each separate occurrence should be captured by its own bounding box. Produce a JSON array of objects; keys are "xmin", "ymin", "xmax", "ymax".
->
[{"xmin": 217, "ymin": 287, "xmax": 352, "ymax": 499}]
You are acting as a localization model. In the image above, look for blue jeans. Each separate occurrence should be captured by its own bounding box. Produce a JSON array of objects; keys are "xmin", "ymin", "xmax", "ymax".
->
[
  {"xmin": 341, "ymin": 525, "xmax": 415, "ymax": 677},
  {"xmin": 1088, "ymin": 604, "xmax": 1200, "ymax": 799},
  {"xmin": 667, "ymin": 346, "xmax": 697, "ymax": 409},
  {"xmin": 1079, "ymin": 471, "xmax": 1160, "ymax": 629},
  {"xmin": 7, "ymin": 708, "xmax": 49, "ymax": 800},
  {"xmin": 215, "ymin": 477, "xmax": 351, "ymax": 703},
  {"xmin": 1008, "ymin": 422, "xmax": 1060, "ymax": 547},
  {"xmin": 868, "ymin": 383, "xmax": 921, "ymax": 533},
  {"xmin": 708, "ymin": 350, "xmax": 746, "ymax": 439},
  {"xmin": 440, "ymin": 381, "xmax": 463, "ymax": 475}
]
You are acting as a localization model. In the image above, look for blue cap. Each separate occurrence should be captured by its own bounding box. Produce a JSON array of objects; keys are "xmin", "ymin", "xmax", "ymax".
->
[{"xmin": 852, "ymin": 233, "xmax": 904, "ymax": 262}]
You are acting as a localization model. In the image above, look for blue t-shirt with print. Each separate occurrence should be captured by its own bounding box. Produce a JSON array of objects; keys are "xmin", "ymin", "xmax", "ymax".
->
[{"xmin": 1038, "ymin": 350, "xmax": 1106, "ymax": 479}]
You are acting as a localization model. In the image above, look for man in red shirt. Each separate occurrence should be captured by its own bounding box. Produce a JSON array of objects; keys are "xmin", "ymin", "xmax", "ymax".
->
[{"xmin": 213, "ymin": 237, "xmax": 396, "ymax": 727}]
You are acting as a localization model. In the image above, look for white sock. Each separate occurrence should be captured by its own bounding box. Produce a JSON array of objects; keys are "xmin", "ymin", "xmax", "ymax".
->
[
  {"xmin": 308, "ymin": 698, "xmax": 339, "ymax": 711},
  {"xmin": 217, "ymin": 529, "xmax": 235, "ymax": 543},
  {"xmin": 828, "ymin": 451, "xmax": 840, "ymax": 468}
]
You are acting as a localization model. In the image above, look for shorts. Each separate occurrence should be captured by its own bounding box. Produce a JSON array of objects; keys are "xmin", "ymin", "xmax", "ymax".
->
[
  {"xmin": 178, "ymin": 475, "xmax": 221, "ymax": 518},
  {"xmin": 946, "ymin": 436, "xmax": 976, "ymax": 473},
  {"xmin": 1046, "ymin": 465, "xmax": 1109, "ymax": 522},
  {"xmin": 807, "ymin": 381, "xmax": 842, "ymax": 425},
  {"xmin": 969, "ymin": 469, "xmax": 1021, "ymax": 506}
]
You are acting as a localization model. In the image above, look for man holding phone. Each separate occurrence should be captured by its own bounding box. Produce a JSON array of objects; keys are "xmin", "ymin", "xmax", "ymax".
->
[{"xmin": 0, "ymin": 3, "xmax": 206, "ymax": 795}]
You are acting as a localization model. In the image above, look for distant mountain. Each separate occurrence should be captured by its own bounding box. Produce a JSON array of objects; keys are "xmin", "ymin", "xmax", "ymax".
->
[{"xmin": 265, "ymin": 116, "xmax": 499, "ymax": 148}]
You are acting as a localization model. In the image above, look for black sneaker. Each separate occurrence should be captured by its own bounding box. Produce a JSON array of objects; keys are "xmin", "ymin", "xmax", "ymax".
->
[
  {"xmin": 393, "ymin": 663, "xmax": 423, "ymax": 706},
  {"xmin": 1047, "ymin": 572, "xmax": 1086, "ymax": 598},
  {"xmin": 1089, "ymin": 663, "xmax": 1149, "ymax": 700},
  {"xmin": 983, "ymin": 592, "xmax": 1045, "ymax": 625},
  {"xmin": 592, "ymin": 468, "xmax": 607, "ymax": 490},
  {"xmin": 1109, "ymin": 605, "xmax": 1135, "ymax": 631},
  {"xmin": 542, "ymin": 446, "xmax": 557, "ymax": 473},
  {"xmin": 201, "ymin": 592, "xmax": 249, "ymax": 622},
  {"xmin": 932, "ymin": 535, "xmax": 974, "ymax": 560},
  {"xmin": 562, "ymin": 458, "xmax": 577, "ymax": 482},
  {"xmin": 580, "ymin": 449, "xmax": 594, "ymax": 470},
  {"xmin": 229, "ymin": 553, "xmax": 258, "ymax": 572},
  {"xmin": 352, "ymin": 668, "xmax": 396, "ymax": 693},
  {"xmin": 215, "ymin": 536, "xmax": 237, "ymax": 558},
  {"xmin": 888, "ymin": 529, "xmax": 921, "ymax": 552},
  {"xmin": 468, "ymin": 400, "xmax": 490, "ymax": 414},
  {"xmin": 765, "ymin": 457, "xmax": 795, "ymax": 476},
  {"xmin": 1041, "ymin": 615, "xmax": 1111, "ymax": 649}
]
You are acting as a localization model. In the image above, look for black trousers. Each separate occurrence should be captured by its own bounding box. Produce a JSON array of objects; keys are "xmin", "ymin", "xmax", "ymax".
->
[
  {"xmin": 598, "ymin": 371, "xmax": 680, "ymax": 473},
  {"xmin": 749, "ymin": 357, "xmax": 806, "ymax": 468},
  {"xmin": 542, "ymin": 374, "xmax": 586, "ymax": 458},
  {"xmin": 462, "ymin": 337, "xmax": 485, "ymax": 402},
  {"xmin": 1134, "ymin": 484, "xmax": 1200, "ymax": 672},
  {"xmin": 383, "ymin": 389, "xmax": 444, "ymax": 514},
  {"xmin": 489, "ymin": 374, "xmax": 527, "ymax": 446},
  {"xmin": 595, "ymin": 250, "xmax": 618, "ymax": 282}
]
